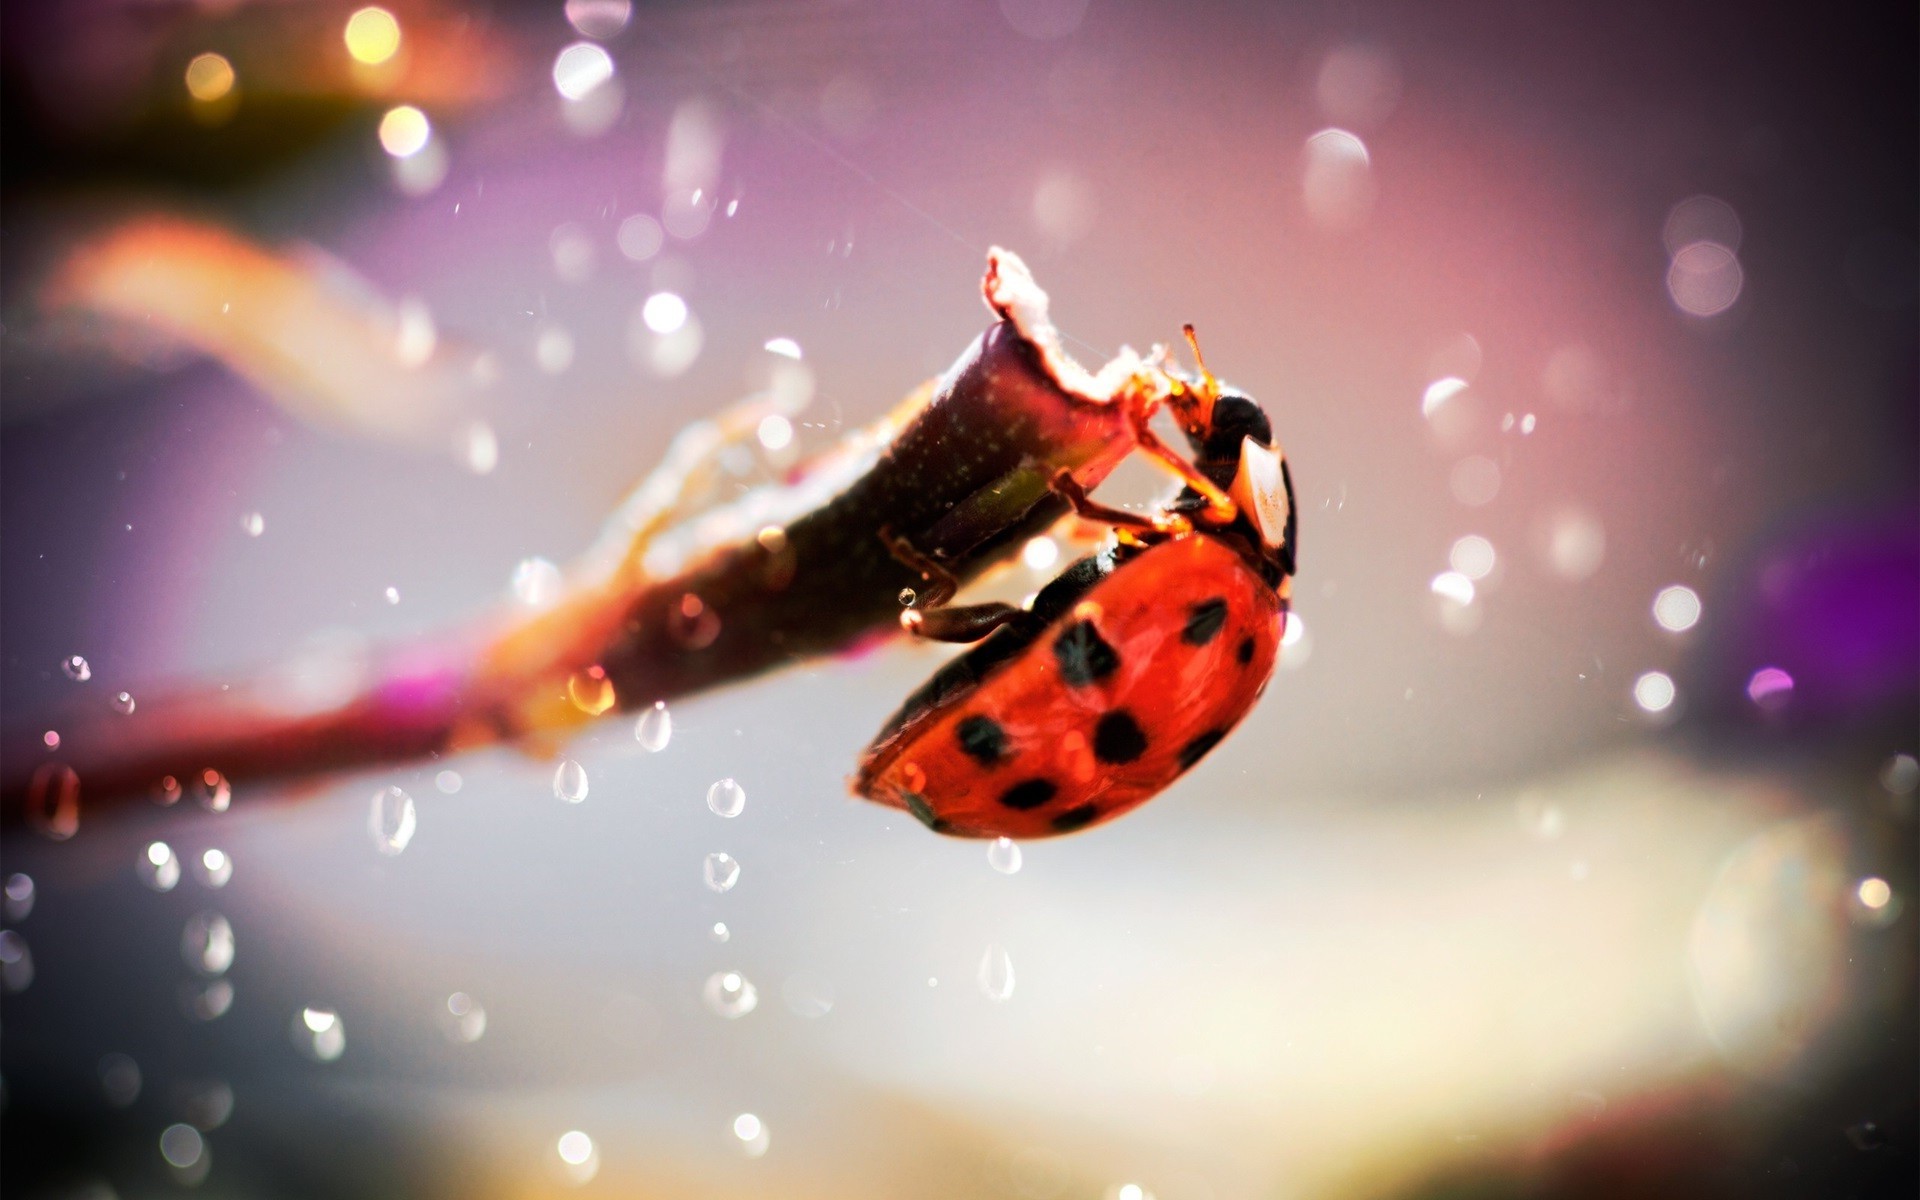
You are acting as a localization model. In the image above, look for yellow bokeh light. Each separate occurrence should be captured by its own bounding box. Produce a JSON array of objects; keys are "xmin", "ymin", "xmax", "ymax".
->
[
  {"xmin": 184, "ymin": 53, "xmax": 235, "ymax": 103},
  {"xmin": 377, "ymin": 105, "xmax": 431, "ymax": 158},
  {"xmin": 1857, "ymin": 877, "xmax": 1892, "ymax": 909},
  {"xmin": 344, "ymin": 7, "xmax": 402, "ymax": 65}
]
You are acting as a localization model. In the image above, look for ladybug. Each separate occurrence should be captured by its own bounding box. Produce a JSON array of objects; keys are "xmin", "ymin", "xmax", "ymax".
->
[{"xmin": 854, "ymin": 331, "xmax": 1296, "ymax": 838}]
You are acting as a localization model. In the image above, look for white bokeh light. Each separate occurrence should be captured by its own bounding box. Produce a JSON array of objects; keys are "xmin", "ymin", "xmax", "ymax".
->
[{"xmin": 1652, "ymin": 584, "xmax": 1702, "ymax": 632}]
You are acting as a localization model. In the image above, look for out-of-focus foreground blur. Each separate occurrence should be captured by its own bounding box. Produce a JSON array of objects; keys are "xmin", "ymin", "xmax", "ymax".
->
[{"xmin": 1, "ymin": 2, "xmax": 1915, "ymax": 1197}]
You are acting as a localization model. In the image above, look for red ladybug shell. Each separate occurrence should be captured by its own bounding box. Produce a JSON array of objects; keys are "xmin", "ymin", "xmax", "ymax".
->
[{"xmin": 856, "ymin": 533, "xmax": 1284, "ymax": 838}]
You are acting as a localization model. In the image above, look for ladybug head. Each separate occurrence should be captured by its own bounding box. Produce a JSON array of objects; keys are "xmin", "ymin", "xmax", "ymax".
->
[{"xmin": 1167, "ymin": 327, "xmax": 1295, "ymax": 580}]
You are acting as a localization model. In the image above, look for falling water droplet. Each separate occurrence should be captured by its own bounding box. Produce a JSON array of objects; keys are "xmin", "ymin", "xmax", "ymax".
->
[
  {"xmin": 139, "ymin": 841, "xmax": 182, "ymax": 891},
  {"xmin": 158, "ymin": 1123, "xmax": 205, "ymax": 1176},
  {"xmin": 987, "ymin": 837, "xmax": 1023, "ymax": 874},
  {"xmin": 706, "ymin": 777, "xmax": 745, "ymax": 818},
  {"xmin": 292, "ymin": 1006, "xmax": 345, "ymax": 1061},
  {"xmin": 732, "ymin": 1111, "xmax": 771, "ymax": 1157},
  {"xmin": 555, "ymin": 1129, "xmax": 599, "ymax": 1184},
  {"xmin": 977, "ymin": 943, "xmax": 1016, "ymax": 1002},
  {"xmin": 3, "ymin": 873, "xmax": 34, "ymax": 922},
  {"xmin": 240, "ymin": 511, "xmax": 265, "ymax": 537},
  {"xmin": 567, "ymin": 665, "xmax": 616, "ymax": 715},
  {"xmin": 710, "ymin": 921, "xmax": 730, "ymax": 942},
  {"xmin": 0, "ymin": 929, "xmax": 34, "ymax": 992},
  {"xmin": 154, "ymin": 775, "xmax": 183, "ymax": 805},
  {"xmin": 435, "ymin": 770, "xmax": 463, "ymax": 794},
  {"xmin": 193, "ymin": 769, "xmax": 231, "ymax": 813},
  {"xmin": 193, "ymin": 848, "xmax": 233, "ymax": 888},
  {"xmin": 99, "ymin": 1052, "xmax": 142, "ymax": 1107},
  {"xmin": 702, "ymin": 970, "xmax": 759, "ymax": 1018},
  {"xmin": 384, "ymin": 586, "xmax": 400, "ymax": 605},
  {"xmin": 111, "ymin": 690, "xmax": 137, "ymax": 715},
  {"xmin": 62, "ymin": 655, "xmax": 91, "ymax": 681},
  {"xmin": 898, "ymin": 587, "xmax": 917, "ymax": 607},
  {"xmin": 369, "ymin": 786, "xmax": 417, "ymax": 855},
  {"xmin": 634, "ymin": 701, "xmax": 671, "ymax": 751},
  {"xmin": 182, "ymin": 912, "xmax": 235, "ymax": 976},
  {"xmin": 553, "ymin": 760, "xmax": 589, "ymax": 803},
  {"xmin": 440, "ymin": 991, "xmax": 488, "ymax": 1043},
  {"xmin": 183, "ymin": 979, "xmax": 233, "ymax": 1021},
  {"xmin": 703, "ymin": 851, "xmax": 740, "ymax": 892},
  {"xmin": 176, "ymin": 1079, "xmax": 235, "ymax": 1131}
]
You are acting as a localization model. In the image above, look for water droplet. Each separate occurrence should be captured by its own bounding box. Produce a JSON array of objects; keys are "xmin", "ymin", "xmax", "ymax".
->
[
  {"xmin": 384, "ymin": 586, "xmax": 400, "ymax": 605},
  {"xmin": 62, "ymin": 655, "xmax": 91, "ymax": 681},
  {"xmin": 898, "ymin": 587, "xmax": 917, "ymax": 606},
  {"xmin": 511, "ymin": 556, "xmax": 563, "ymax": 606},
  {"xmin": 99, "ymin": 1052, "xmax": 141, "ymax": 1107},
  {"xmin": 0, "ymin": 929, "xmax": 33, "ymax": 992},
  {"xmin": 111, "ymin": 690, "xmax": 136, "ymax": 715},
  {"xmin": 159, "ymin": 1123, "xmax": 205, "ymax": 1174},
  {"xmin": 732, "ymin": 1111, "xmax": 771, "ymax": 1157},
  {"xmin": 3, "ymin": 873, "xmax": 34, "ymax": 922},
  {"xmin": 176, "ymin": 1079, "xmax": 235, "ymax": 1130},
  {"xmin": 702, "ymin": 969, "xmax": 759, "ymax": 1018},
  {"xmin": 26, "ymin": 762, "xmax": 80, "ymax": 840},
  {"xmin": 703, "ymin": 851, "xmax": 740, "ymax": 892},
  {"xmin": 193, "ymin": 769, "xmax": 231, "ymax": 813},
  {"xmin": 183, "ymin": 979, "xmax": 233, "ymax": 1021},
  {"xmin": 435, "ymin": 770, "xmax": 462, "ymax": 794},
  {"xmin": 293, "ymin": 1005, "xmax": 345, "ymax": 1061},
  {"xmin": 555, "ymin": 1129, "xmax": 600, "ymax": 1184},
  {"xmin": 1881, "ymin": 752, "xmax": 1919, "ymax": 795},
  {"xmin": 140, "ymin": 841, "xmax": 181, "ymax": 891},
  {"xmin": 978, "ymin": 943, "xmax": 1016, "ymax": 1002},
  {"xmin": 567, "ymin": 665, "xmax": 616, "ymax": 715},
  {"xmin": 41, "ymin": 730, "xmax": 58, "ymax": 749},
  {"xmin": 634, "ymin": 701, "xmax": 671, "ymax": 751},
  {"xmin": 155, "ymin": 775, "xmax": 183, "ymax": 805},
  {"xmin": 193, "ymin": 848, "xmax": 233, "ymax": 888},
  {"xmin": 706, "ymin": 777, "xmax": 745, "ymax": 818},
  {"xmin": 1845, "ymin": 1121, "xmax": 1887, "ymax": 1152},
  {"xmin": 987, "ymin": 837, "xmax": 1023, "ymax": 874},
  {"xmin": 710, "ymin": 921, "xmax": 730, "ymax": 942},
  {"xmin": 369, "ymin": 786, "xmax": 417, "ymax": 855},
  {"xmin": 780, "ymin": 972, "xmax": 834, "ymax": 1018},
  {"xmin": 182, "ymin": 912, "xmax": 235, "ymax": 976},
  {"xmin": 553, "ymin": 760, "xmax": 589, "ymax": 803},
  {"xmin": 240, "ymin": 511, "xmax": 265, "ymax": 537},
  {"xmin": 440, "ymin": 991, "xmax": 488, "ymax": 1043}
]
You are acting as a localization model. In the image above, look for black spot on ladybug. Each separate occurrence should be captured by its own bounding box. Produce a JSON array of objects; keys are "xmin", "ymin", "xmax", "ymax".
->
[
  {"xmin": 999, "ymin": 778, "xmax": 1058, "ymax": 810},
  {"xmin": 1051, "ymin": 804, "xmax": 1099, "ymax": 832},
  {"xmin": 1177, "ymin": 729, "xmax": 1229, "ymax": 772},
  {"xmin": 955, "ymin": 714, "xmax": 1007, "ymax": 766},
  {"xmin": 1183, "ymin": 598, "xmax": 1229, "ymax": 645},
  {"xmin": 1236, "ymin": 636, "xmax": 1255, "ymax": 665},
  {"xmin": 903, "ymin": 791, "xmax": 938, "ymax": 828},
  {"xmin": 1093, "ymin": 710, "xmax": 1148, "ymax": 764},
  {"xmin": 1053, "ymin": 620, "xmax": 1119, "ymax": 686}
]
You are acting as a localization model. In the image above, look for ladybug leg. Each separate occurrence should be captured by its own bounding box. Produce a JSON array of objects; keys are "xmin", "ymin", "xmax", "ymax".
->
[
  {"xmin": 901, "ymin": 601, "xmax": 1022, "ymax": 643},
  {"xmin": 879, "ymin": 527, "xmax": 960, "ymax": 607},
  {"xmin": 1048, "ymin": 469, "xmax": 1190, "ymax": 536},
  {"xmin": 1125, "ymin": 402, "xmax": 1238, "ymax": 523}
]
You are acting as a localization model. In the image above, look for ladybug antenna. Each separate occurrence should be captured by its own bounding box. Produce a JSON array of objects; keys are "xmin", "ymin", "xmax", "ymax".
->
[{"xmin": 1180, "ymin": 323, "xmax": 1218, "ymax": 434}]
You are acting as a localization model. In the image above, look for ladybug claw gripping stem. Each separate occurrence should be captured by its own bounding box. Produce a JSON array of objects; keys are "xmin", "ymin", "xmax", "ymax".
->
[{"xmin": 879, "ymin": 526, "xmax": 959, "ymax": 608}]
